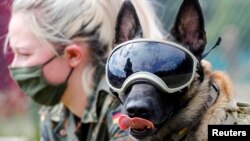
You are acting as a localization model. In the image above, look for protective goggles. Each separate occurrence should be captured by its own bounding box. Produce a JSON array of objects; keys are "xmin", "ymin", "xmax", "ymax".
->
[{"xmin": 106, "ymin": 39, "xmax": 200, "ymax": 94}]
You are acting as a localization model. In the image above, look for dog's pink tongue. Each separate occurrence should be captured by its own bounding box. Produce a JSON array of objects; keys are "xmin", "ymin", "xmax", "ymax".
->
[{"xmin": 118, "ymin": 115, "xmax": 155, "ymax": 130}]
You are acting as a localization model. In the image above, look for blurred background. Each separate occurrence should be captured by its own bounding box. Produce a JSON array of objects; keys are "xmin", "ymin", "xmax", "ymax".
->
[
  {"xmin": 0, "ymin": 0, "xmax": 249, "ymax": 140},
  {"xmin": 156, "ymin": 0, "xmax": 250, "ymax": 103},
  {"xmin": 0, "ymin": 0, "xmax": 41, "ymax": 141}
]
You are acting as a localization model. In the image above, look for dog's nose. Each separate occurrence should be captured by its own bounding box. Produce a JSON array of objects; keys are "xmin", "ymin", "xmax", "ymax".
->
[{"xmin": 126, "ymin": 101, "xmax": 152, "ymax": 118}]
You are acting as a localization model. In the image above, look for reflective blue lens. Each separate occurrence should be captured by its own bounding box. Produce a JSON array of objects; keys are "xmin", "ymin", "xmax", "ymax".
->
[{"xmin": 107, "ymin": 41, "xmax": 194, "ymax": 89}]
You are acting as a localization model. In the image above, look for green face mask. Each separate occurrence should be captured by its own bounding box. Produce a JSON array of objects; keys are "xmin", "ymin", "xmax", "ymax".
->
[{"xmin": 9, "ymin": 56, "xmax": 73, "ymax": 106}]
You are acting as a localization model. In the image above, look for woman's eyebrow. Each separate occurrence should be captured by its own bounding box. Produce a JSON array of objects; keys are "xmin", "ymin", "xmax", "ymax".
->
[
  {"xmin": 10, "ymin": 45, "xmax": 32, "ymax": 50},
  {"xmin": 10, "ymin": 45, "xmax": 33, "ymax": 53}
]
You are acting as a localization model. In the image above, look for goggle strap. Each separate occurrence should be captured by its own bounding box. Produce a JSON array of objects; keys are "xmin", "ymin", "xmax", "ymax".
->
[
  {"xmin": 202, "ymin": 37, "xmax": 222, "ymax": 59},
  {"xmin": 110, "ymin": 88, "xmax": 124, "ymax": 105},
  {"xmin": 42, "ymin": 56, "xmax": 57, "ymax": 67}
]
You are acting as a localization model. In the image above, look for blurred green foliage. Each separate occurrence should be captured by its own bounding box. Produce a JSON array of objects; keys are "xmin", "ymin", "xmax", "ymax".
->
[
  {"xmin": 0, "ymin": 100, "xmax": 40, "ymax": 141},
  {"xmin": 157, "ymin": 0, "xmax": 250, "ymax": 83}
]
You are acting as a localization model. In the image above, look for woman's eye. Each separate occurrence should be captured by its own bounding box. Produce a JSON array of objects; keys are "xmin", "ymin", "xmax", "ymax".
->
[
  {"xmin": 14, "ymin": 49, "xmax": 31, "ymax": 58},
  {"xmin": 20, "ymin": 53, "xmax": 31, "ymax": 57},
  {"xmin": 18, "ymin": 53, "xmax": 31, "ymax": 60},
  {"xmin": 10, "ymin": 47, "xmax": 33, "ymax": 61},
  {"xmin": 14, "ymin": 52, "xmax": 31, "ymax": 60}
]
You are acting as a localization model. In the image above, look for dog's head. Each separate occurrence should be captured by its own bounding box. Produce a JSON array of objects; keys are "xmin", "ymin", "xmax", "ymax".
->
[{"xmin": 108, "ymin": 0, "xmax": 208, "ymax": 140}]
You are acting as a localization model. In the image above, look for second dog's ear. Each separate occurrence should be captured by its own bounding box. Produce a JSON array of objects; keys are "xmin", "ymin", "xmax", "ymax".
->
[
  {"xmin": 170, "ymin": 0, "xmax": 207, "ymax": 59},
  {"xmin": 114, "ymin": 0, "xmax": 142, "ymax": 45}
]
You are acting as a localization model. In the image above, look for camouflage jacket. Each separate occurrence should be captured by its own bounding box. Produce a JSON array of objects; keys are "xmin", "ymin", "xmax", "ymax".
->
[{"xmin": 39, "ymin": 66, "xmax": 133, "ymax": 141}]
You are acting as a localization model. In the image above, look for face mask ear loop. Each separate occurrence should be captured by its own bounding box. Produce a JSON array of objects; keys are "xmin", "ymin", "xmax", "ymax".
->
[
  {"xmin": 42, "ymin": 56, "xmax": 57, "ymax": 67},
  {"xmin": 196, "ymin": 63, "xmax": 204, "ymax": 82},
  {"xmin": 41, "ymin": 55, "xmax": 74, "ymax": 83},
  {"xmin": 65, "ymin": 68, "xmax": 74, "ymax": 82}
]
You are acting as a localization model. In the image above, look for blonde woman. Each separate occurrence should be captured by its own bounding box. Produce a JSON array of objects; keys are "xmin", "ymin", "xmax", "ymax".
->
[{"xmin": 6, "ymin": 0, "xmax": 163, "ymax": 140}]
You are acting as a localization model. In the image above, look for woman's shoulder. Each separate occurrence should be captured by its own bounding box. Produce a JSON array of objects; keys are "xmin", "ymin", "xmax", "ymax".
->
[{"xmin": 39, "ymin": 103, "xmax": 65, "ymax": 122}]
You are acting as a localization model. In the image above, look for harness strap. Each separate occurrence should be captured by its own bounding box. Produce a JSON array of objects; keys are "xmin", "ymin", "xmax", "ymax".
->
[{"xmin": 205, "ymin": 81, "xmax": 237, "ymax": 125}]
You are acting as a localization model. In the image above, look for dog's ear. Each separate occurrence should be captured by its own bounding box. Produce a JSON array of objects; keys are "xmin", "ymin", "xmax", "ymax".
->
[
  {"xmin": 170, "ymin": 0, "xmax": 207, "ymax": 59},
  {"xmin": 114, "ymin": 0, "xmax": 143, "ymax": 45}
]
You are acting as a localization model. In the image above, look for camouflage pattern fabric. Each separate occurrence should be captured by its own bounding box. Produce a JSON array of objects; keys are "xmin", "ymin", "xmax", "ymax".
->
[
  {"xmin": 39, "ymin": 64, "xmax": 134, "ymax": 141},
  {"xmin": 39, "ymin": 91, "xmax": 133, "ymax": 141}
]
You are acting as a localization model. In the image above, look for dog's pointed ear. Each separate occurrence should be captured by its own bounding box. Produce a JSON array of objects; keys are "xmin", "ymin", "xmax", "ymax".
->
[
  {"xmin": 114, "ymin": 0, "xmax": 143, "ymax": 45},
  {"xmin": 170, "ymin": 0, "xmax": 207, "ymax": 59}
]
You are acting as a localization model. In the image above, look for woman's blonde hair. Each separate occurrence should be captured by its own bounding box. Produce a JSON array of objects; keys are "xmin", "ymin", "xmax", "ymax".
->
[{"xmin": 8, "ymin": 0, "xmax": 164, "ymax": 94}]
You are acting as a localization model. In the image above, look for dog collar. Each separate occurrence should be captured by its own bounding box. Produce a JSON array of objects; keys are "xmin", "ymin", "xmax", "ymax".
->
[{"xmin": 171, "ymin": 128, "xmax": 188, "ymax": 141}]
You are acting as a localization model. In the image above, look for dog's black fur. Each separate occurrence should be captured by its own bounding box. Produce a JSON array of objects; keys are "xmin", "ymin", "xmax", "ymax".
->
[{"xmin": 113, "ymin": 0, "xmax": 236, "ymax": 141}]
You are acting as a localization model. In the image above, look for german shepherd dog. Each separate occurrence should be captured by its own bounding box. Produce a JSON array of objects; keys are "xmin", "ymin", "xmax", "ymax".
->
[{"xmin": 107, "ymin": 0, "xmax": 236, "ymax": 140}]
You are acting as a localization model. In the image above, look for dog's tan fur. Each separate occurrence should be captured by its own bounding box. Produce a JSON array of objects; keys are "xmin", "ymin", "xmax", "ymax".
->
[
  {"xmin": 147, "ymin": 60, "xmax": 236, "ymax": 141},
  {"xmin": 188, "ymin": 60, "xmax": 236, "ymax": 141}
]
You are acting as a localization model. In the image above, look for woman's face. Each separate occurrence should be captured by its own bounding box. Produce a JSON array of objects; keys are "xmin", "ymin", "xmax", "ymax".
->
[{"xmin": 8, "ymin": 13, "xmax": 72, "ymax": 84}]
